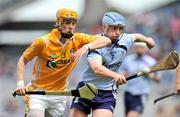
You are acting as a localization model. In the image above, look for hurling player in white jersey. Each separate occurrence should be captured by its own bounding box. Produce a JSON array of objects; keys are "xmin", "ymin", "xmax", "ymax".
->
[{"xmin": 70, "ymin": 12, "xmax": 155, "ymax": 117}]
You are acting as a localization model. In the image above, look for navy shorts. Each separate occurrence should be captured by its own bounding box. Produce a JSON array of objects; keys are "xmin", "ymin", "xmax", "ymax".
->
[
  {"xmin": 124, "ymin": 92, "xmax": 148, "ymax": 114},
  {"xmin": 71, "ymin": 82, "xmax": 117, "ymax": 115}
]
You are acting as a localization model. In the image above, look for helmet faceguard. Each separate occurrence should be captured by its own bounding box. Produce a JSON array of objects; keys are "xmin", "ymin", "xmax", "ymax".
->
[{"xmin": 56, "ymin": 8, "xmax": 79, "ymax": 38}]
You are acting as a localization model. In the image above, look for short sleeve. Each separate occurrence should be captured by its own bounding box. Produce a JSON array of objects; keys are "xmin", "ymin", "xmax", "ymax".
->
[
  {"xmin": 87, "ymin": 49, "xmax": 102, "ymax": 62},
  {"xmin": 23, "ymin": 38, "xmax": 45, "ymax": 61},
  {"xmin": 125, "ymin": 33, "xmax": 134, "ymax": 49}
]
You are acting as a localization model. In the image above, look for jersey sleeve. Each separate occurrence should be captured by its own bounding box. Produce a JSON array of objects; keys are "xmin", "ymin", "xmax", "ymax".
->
[
  {"xmin": 75, "ymin": 33, "xmax": 97, "ymax": 48},
  {"xmin": 87, "ymin": 49, "xmax": 102, "ymax": 62},
  {"xmin": 125, "ymin": 33, "xmax": 134, "ymax": 49},
  {"xmin": 23, "ymin": 38, "xmax": 45, "ymax": 61}
]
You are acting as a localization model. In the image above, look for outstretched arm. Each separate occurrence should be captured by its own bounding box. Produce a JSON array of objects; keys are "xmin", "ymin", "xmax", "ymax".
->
[
  {"xmin": 72, "ymin": 35, "xmax": 112, "ymax": 61},
  {"xmin": 132, "ymin": 33, "xmax": 155, "ymax": 49},
  {"xmin": 87, "ymin": 35, "xmax": 112, "ymax": 50},
  {"xmin": 15, "ymin": 39, "xmax": 44, "ymax": 95},
  {"xmin": 15, "ymin": 56, "xmax": 29, "ymax": 95}
]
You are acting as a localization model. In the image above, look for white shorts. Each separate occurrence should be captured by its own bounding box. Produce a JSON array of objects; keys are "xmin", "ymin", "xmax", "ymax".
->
[{"xmin": 29, "ymin": 95, "xmax": 67, "ymax": 117}]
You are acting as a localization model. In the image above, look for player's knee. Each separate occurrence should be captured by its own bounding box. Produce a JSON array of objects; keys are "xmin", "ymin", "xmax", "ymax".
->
[
  {"xmin": 70, "ymin": 108, "xmax": 87, "ymax": 117},
  {"xmin": 127, "ymin": 111, "xmax": 140, "ymax": 117}
]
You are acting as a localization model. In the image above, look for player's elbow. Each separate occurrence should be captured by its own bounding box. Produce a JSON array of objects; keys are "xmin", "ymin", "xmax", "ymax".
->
[
  {"xmin": 133, "ymin": 33, "xmax": 143, "ymax": 41},
  {"xmin": 17, "ymin": 56, "xmax": 28, "ymax": 66},
  {"xmin": 104, "ymin": 36, "xmax": 112, "ymax": 44}
]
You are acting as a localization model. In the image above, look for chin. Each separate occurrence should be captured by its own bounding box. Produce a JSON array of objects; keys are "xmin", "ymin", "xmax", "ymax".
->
[
  {"xmin": 112, "ymin": 38, "xmax": 118, "ymax": 40},
  {"xmin": 137, "ymin": 53, "xmax": 143, "ymax": 57}
]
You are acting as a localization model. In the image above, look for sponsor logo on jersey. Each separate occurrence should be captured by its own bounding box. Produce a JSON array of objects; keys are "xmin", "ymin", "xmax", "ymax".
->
[
  {"xmin": 46, "ymin": 59, "xmax": 71, "ymax": 68},
  {"xmin": 48, "ymin": 54, "xmax": 58, "ymax": 59},
  {"xmin": 103, "ymin": 61, "xmax": 122, "ymax": 69}
]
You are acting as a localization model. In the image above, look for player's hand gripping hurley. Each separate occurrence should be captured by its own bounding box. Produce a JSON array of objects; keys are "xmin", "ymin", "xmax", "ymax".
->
[{"xmin": 12, "ymin": 83, "xmax": 98, "ymax": 100}]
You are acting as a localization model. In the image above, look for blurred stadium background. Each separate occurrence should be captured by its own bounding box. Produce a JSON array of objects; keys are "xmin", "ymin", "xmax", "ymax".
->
[{"xmin": 0, "ymin": 0, "xmax": 179, "ymax": 117}]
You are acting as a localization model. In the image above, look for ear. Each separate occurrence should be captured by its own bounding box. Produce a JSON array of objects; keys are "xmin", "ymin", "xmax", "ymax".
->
[
  {"xmin": 102, "ymin": 24, "xmax": 107, "ymax": 32},
  {"xmin": 56, "ymin": 18, "xmax": 63, "ymax": 25},
  {"xmin": 55, "ymin": 19, "xmax": 58, "ymax": 25}
]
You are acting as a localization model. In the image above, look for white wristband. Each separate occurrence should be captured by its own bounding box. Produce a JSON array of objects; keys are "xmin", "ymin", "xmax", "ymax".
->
[
  {"xmin": 84, "ymin": 44, "xmax": 92, "ymax": 51},
  {"xmin": 17, "ymin": 80, "xmax": 24, "ymax": 87}
]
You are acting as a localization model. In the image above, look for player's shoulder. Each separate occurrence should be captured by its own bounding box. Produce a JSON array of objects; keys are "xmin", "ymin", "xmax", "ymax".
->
[
  {"xmin": 119, "ymin": 33, "xmax": 134, "ymax": 43},
  {"xmin": 38, "ymin": 34, "xmax": 51, "ymax": 44},
  {"xmin": 31, "ymin": 38, "xmax": 43, "ymax": 45},
  {"xmin": 30, "ymin": 34, "xmax": 51, "ymax": 47},
  {"xmin": 74, "ymin": 33, "xmax": 93, "ymax": 39},
  {"xmin": 74, "ymin": 32, "xmax": 86, "ymax": 37},
  {"xmin": 122, "ymin": 33, "xmax": 133, "ymax": 39}
]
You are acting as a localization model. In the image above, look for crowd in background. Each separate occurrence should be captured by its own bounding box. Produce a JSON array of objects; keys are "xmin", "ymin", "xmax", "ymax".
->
[
  {"xmin": 126, "ymin": 2, "xmax": 180, "ymax": 88},
  {"xmin": 0, "ymin": 2, "xmax": 179, "ymax": 117},
  {"xmin": 0, "ymin": 0, "xmax": 23, "ymax": 11},
  {"xmin": 127, "ymin": 3, "xmax": 180, "ymax": 60}
]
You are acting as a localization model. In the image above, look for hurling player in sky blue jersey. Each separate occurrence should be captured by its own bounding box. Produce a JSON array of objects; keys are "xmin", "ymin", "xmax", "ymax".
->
[{"xmin": 70, "ymin": 12, "xmax": 155, "ymax": 117}]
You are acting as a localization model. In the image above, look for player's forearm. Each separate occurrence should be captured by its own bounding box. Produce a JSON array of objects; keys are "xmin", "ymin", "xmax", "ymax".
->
[
  {"xmin": 133, "ymin": 33, "xmax": 155, "ymax": 49},
  {"xmin": 88, "ymin": 35, "xmax": 112, "ymax": 50},
  {"xmin": 17, "ymin": 56, "xmax": 27, "ymax": 83},
  {"xmin": 92, "ymin": 65, "xmax": 118, "ymax": 80}
]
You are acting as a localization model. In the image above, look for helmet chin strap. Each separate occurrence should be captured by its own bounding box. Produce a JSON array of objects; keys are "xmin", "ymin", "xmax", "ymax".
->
[
  {"xmin": 137, "ymin": 52, "xmax": 143, "ymax": 58},
  {"xmin": 104, "ymin": 24, "xmax": 125, "ymax": 44}
]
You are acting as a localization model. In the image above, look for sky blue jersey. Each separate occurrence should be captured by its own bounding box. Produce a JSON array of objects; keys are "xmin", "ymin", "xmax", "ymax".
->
[
  {"xmin": 121, "ymin": 54, "xmax": 159, "ymax": 95},
  {"xmin": 82, "ymin": 33, "xmax": 134, "ymax": 90}
]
